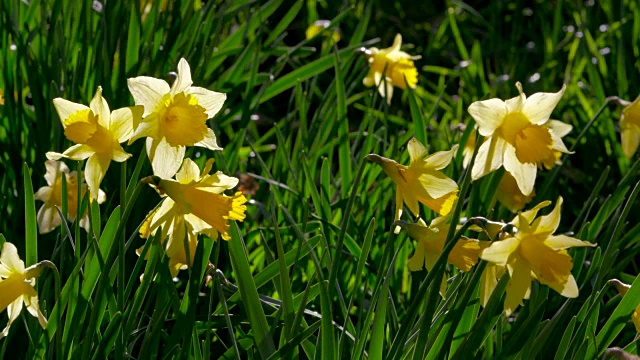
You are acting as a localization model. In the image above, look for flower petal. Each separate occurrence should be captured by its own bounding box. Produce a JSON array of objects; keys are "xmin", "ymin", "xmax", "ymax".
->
[
  {"xmin": 127, "ymin": 76, "xmax": 170, "ymax": 117},
  {"xmin": 147, "ymin": 137, "xmax": 185, "ymax": 178},
  {"xmin": 621, "ymin": 125, "xmax": 640, "ymax": 158},
  {"xmin": 534, "ymin": 196, "xmax": 562, "ymax": 236},
  {"xmin": 547, "ymin": 120, "xmax": 573, "ymax": 138},
  {"xmin": 422, "ymin": 145, "xmax": 458, "ymax": 170},
  {"xmin": 544, "ymin": 235, "xmax": 595, "ymax": 250},
  {"xmin": 176, "ymin": 158, "xmax": 201, "ymax": 184},
  {"xmin": 503, "ymin": 143, "xmax": 536, "ymax": 196},
  {"xmin": 37, "ymin": 205, "xmax": 62, "ymax": 234},
  {"xmin": 407, "ymin": 138, "xmax": 428, "ymax": 165},
  {"xmin": 471, "ymin": 136, "xmax": 506, "ymax": 180},
  {"xmin": 52, "ymin": 98, "xmax": 89, "ymax": 124},
  {"xmin": 504, "ymin": 257, "xmax": 532, "ymax": 316},
  {"xmin": 522, "ymin": 84, "xmax": 566, "ymax": 125},
  {"xmin": 194, "ymin": 128, "xmax": 223, "ymax": 151},
  {"xmin": 407, "ymin": 243, "xmax": 426, "ymax": 272},
  {"xmin": 417, "ymin": 171, "xmax": 459, "ymax": 199},
  {"xmin": 0, "ymin": 243, "xmax": 25, "ymax": 274},
  {"xmin": 110, "ymin": 106, "xmax": 143, "ymax": 143},
  {"xmin": 85, "ymin": 153, "xmax": 111, "ymax": 200},
  {"xmin": 89, "ymin": 86, "xmax": 111, "ymax": 128},
  {"xmin": 505, "ymin": 82, "xmax": 526, "ymax": 113},
  {"xmin": 171, "ymin": 58, "xmax": 194, "ymax": 95},
  {"xmin": 480, "ymin": 237, "xmax": 519, "ymax": 266},
  {"xmin": 188, "ymin": 86, "xmax": 226, "ymax": 118},
  {"xmin": 557, "ymin": 275, "xmax": 579, "ymax": 298},
  {"xmin": 44, "ymin": 160, "xmax": 68, "ymax": 185},
  {"xmin": 112, "ymin": 143, "xmax": 132, "ymax": 162},
  {"xmin": 468, "ymin": 98, "xmax": 507, "ymax": 137}
]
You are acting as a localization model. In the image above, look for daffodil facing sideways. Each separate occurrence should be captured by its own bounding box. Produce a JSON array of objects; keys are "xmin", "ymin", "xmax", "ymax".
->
[
  {"xmin": 140, "ymin": 159, "xmax": 247, "ymax": 274},
  {"xmin": 620, "ymin": 95, "xmax": 640, "ymax": 158},
  {"xmin": 608, "ymin": 279, "xmax": 640, "ymax": 333},
  {"xmin": 362, "ymin": 34, "xmax": 421, "ymax": 104},
  {"xmin": 479, "ymin": 197, "xmax": 596, "ymax": 315},
  {"xmin": 397, "ymin": 217, "xmax": 489, "ymax": 273},
  {"xmin": 46, "ymin": 87, "xmax": 143, "ymax": 200},
  {"xmin": 366, "ymin": 138, "xmax": 459, "ymax": 233},
  {"xmin": 496, "ymin": 171, "xmax": 535, "ymax": 213},
  {"xmin": 0, "ymin": 242, "xmax": 47, "ymax": 339},
  {"xmin": 127, "ymin": 58, "xmax": 227, "ymax": 178},
  {"xmin": 468, "ymin": 82, "xmax": 571, "ymax": 196},
  {"xmin": 34, "ymin": 160, "xmax": 106, "ymax": 234}
]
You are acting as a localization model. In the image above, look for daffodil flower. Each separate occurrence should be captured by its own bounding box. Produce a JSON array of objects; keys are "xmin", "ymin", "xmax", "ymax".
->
[
  {"xmin": 46, "ymin": 87, "xmax": 143, "ymax": 199},
  {"xmin": 34, "ymin": 160, "xmax": 106, "ymax": 234},
  {"xmin": 620, "ymin": 95, "xmax": 640, "ymax": 158},
  {"xmin": 127, "ymin": 58, "xmax": 227, "ymax": 178},
  {"xmin": 0, "ymin": 242, "xmax": 47, "ymax": 339},
  {"xmin": 608, "ymin": 279, "xmax": 640, "ymax": 333},
  {"xmin": 366, "ymin": 138, "xmax": 459, "ymax": 232},
  {"xmin": 495, "ymin": 171, "xmax": 535, "ymax": 213},
  {"xmin": 362, "ymin": 34, "xmax": 421, "ymax": 103},
  {"xmin": 398, "ymin": 217, "xmax": 489, "ymax": 273},
  {"xmin": 479, "ymin": 197, "xmax": 596, "ymax": 315},
  {"xmin": 468, "ymin": 82, "xmax": 571, "ymax": 196}
]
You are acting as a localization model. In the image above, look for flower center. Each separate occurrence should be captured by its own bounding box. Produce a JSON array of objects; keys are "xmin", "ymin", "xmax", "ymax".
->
[
  {"xmin": 159, "ymin": 92, "xmax": 208, "ymax": 147},
  {"xmin": 499, "ymin": 111, "xmax": 554, "ymax": 165},
  {"xmin": 64, "ymin": 110, "xmax": 116, "ymax": 155}
]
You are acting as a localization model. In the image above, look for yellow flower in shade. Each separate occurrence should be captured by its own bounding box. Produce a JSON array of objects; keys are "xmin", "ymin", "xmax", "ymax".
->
[
  {"xmin": 608, "ymin": 279, "xmax": 640, "ymax": 333},
  {"xmin": 0, "ymin": 88, "xmax": 4, "ymax": 105},
  {"xmin": 398, "ymin": 217, "xmax": 489, "ymax": 273},
  {"xmin": 366, "ymin": 138, "xmax": 459, "ymax": 232},
  {"xmin": 305, "ymin": 20, "xmax": 341, "ymax": 43},
  {"xmin": 496, "ymin": 171, "xmax": 535, "ymax": 213},
  {"xmin": 362, "ymin": 34, "xmax": 421, "ymax": 103},
  {"xmin": 468, "ymin": 82, "xmax": 571, "ymax": 196},
  {"xmin": 479, "ymin": 197, "xmax": 596, "ymax": 315},
  {"xmin": 127, "ymin": 58, "xmax": 227, "ymax": 178},
  {"xmin": 142, "ymin": 157, "xmax": 247, "ymax": 239},
  {"xmin": 620, "ymin": 95, "xmax": 640, "ymax": 158},
  {"xmin": 0, "ymin": 242, "xmax": 47, "ymax": 339},
  {"xmin": 46, "ymin": 87, "xmax": 143, "ymax": 199},
  {"xmin": 34, "ymin": 160, "xmax": 106, "ymax": 234}
]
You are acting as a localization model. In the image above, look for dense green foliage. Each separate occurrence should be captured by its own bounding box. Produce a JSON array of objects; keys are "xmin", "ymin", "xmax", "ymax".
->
[{"xmin": 1, "ymin": 0, "xmax": 640, "ymax": 358}]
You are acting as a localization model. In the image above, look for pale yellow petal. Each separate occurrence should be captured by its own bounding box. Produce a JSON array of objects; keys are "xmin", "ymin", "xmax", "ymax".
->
[
  {"xmin": 621, "ymin": 125, "xmax": 640, "ymax": 158},
  {"xmin": 146, "ymin": 137, "xmax": 185, "ymax": 178},
  {"xmin": 407, "ymin": 138, "xmax": 428, "ymax": 165},
  {"xmin": 49, "ymin": 144, "xmax": 94, "ymax": 161},
  {"xmin": 557, "ymin": 274, "xmax": 579, "ymax": 298},
  {"xmin": 171, "ymin": 58, "xmax": 194, "ymax": 95},
  {"xmin": 422, "ymin": 145, "xmax": 458, "ymax": 170},
  {"xmin": 504, "ymin": 259, "xmax": 531, "ymax": 316},
  {"xmin": 479, "ymin": 237, "xmax": 519, "ymax": 266},
  {"xmin": 522, "ymin": 84, "xmax": 566, "ymax": 125},
  {"xmin": 0, "ymin": 243, "xmax": 25, "ymax": 273},
  {"xmin": 512, "ymin": 200, "xmax": 551, "ymax": 227},
  {"xmin": 534, "ymin": 196, "xmax": 562, "ymax": 235},
  {"xmin": 394, "ymin": 191, "xmax": 403, "ymax": 234},
  {"xmin": 127, "ymin": 76, "xmax": 170, "ymax": 117},
  {"xmin": 37, "ymin": 205, "xmax": 62, "ymax": 234},
  {"xmin": 544, "ymin": 235, "xmax": 595, "ymax": 250},
  {"xmin": 471, "ymin": 136, "xmax": 506, "ymax": 181},
  {"xmin": 187, "ymin": 86, "xmax": 226, "ymax": 118},
  {"xmin": 89, "ymin": 86, "xmax": 111, "ymax": 128},
  {"xmin": 503, "ymin": 143, "xmax": 536, "ymax": 196},
  {"xmin": 34, "ymin": 187, "xmax": 52, "ymax": 202},
  {"xmin": 407, "ymin": 243, "xmax": 426, "ymax": 272},
  {"xmin": 24, "ymin": 295, "xmax": 47, "ymax": 328},
  {"xmin": 417, "ymin": 171, "xmax": 459, "ymax": 199},
  {"xmin": 44, "ymin": 159, "xmax": 68, "ymax": 185},
  {"xmin": 201, "ymin": 171, "xmax": 240, "ymax": 189},
  {"xmin": 468, "ymin": 98, "xmax": 507, "ymax": 137},
  {"xmin": 194, "ymin": 128, "xmax": 223, "ymax": 151},
  {"xmin": 52, "ymin": 98, "xmax": 89, "ymax": 124},
  {"xmin": 112, "ymin": 144, "xmax": 132, "ymax": 162},
  {"xmin": 176, "ymin": 158, "xmax": 201, "ymax": 184},
  {"xmin": 480, "ymin": 264, "xmax": 500, "ymax": 307},
  {"xmin": 547, "ymin": 120, "xmax": 573, "ymax": 138},
  {"xmin": 505, "ymin": 82, "xmax": 526, "ymax": 113},
  {"xmin": 129, "ymin": 113, "xmax": 160, "ymax": 144},
  {"xmin": 110, "ymin": 106, "xmax": 144, "ymax": 143},
  {"xmin": 85, "ymin": 154, "xmax": 111, "ymax": 200}
]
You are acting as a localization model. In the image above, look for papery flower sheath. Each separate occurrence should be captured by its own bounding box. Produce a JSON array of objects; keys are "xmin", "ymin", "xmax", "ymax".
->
[
  {"xmin": 366, "ymin": 138, "xmax": 458, "ymax": 232},
  {"xmin": 127, "ymin": 58, "xmax": 227, "ymax": 178},
  {"xmin": 362, "ymin": 34, "xmax": 421, "ymax": 103},
  {"xmin": 620, "ymin": 95, "xmax": 640, "ymax": 158},
  {"xmin": 46, "ymin": 87, "xmax": 143, "ymax": 199},
  {"xmin": 468, "ymin": 82, "xmax": 570, "ymax": 195},
  {"xmin": 0, "ymin": 242, "xmax": 47, "ymax": 339},
  {"xmin": 34, "ymin": 160, "xmax": 105, "ymax": 234},
  {"xmin": 480, "ymin": 197, "xmax": 595, "ymax": 315},
  {"xmin": 608, "ymin": 279, "xmax": 640, "ymax": 333}
]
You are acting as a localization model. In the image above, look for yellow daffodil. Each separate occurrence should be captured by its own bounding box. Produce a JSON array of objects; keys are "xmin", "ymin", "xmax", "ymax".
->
[
  {"xmin": 366, "ymin": 138, "xmax": 459, "ymax": 232},
  {"xmin": 34, "ymin": 160, "xmax": 106, "ymax": 234},
  {"xmin": 0, "ymin": 242, "xmax": 47, "ymax": 339},
  {"xmin": 496, "ymin": 171, "xmax": 535, "ymax": 213},
  {"xmin": 468, "ymin": 82, "xmax": 570, "ymax": 196},
  {"xmin": 127, "ymin": 58, "xmax": 227, "ymax": 178},
  {"xmin": 609, "ymin": 279, "xmax": 640, "ymax": 333},
  {"xmin": 398, "ymin": 217, "xmax": 489, "ymax": 273},
  {"xmin": 462, "ymin": 129, "xmax": 477, "ymax": 169},
  {"xmin": 620, "ymin": 95, "xmax": 640, "ymax": 158},
  {"xmin": 46, "ymin": 87, "xmax": 143, "ymax": 199},
  {"xmin": 305, "ymin": 20, "xmax": 341, "ymax": 43},
  {"xmin": 479, "ymin": 197, "xmax": 596, "ymax": 315},
  {"xmin": 143, "ymin": 159, "xmax": 247, "ymax": 240},
  {"xmin": 362, "ymin": 34, "xmax": 421, "ymax": 103}
]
